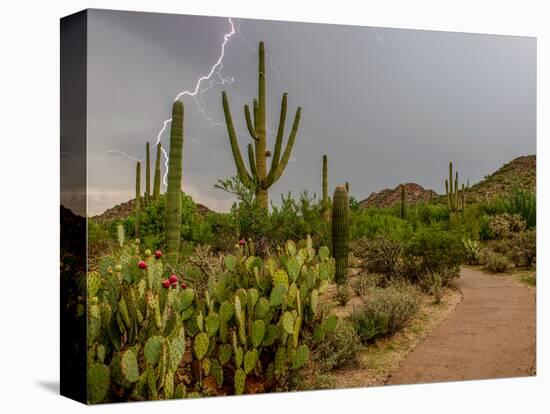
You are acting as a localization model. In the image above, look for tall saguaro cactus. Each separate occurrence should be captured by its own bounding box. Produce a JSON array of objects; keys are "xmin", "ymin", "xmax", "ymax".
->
[
  {"xmin": 445, "ymin": 162, "xmax": 463, "ymax": 212},
  {"xmin": 400, "ymin": 184, "xmax": 407, "ymax": 218},
  {"xmin": 152, "ymin": 143, "xmax": 162, "ymax": 201},
  {"xmin": 332, "ymin": 185, "xmax": 349, "ymax": 284},
  {"xmin": 322, "ymin": 155, "xmax": 330, "ymax": 222},
  {"xmin": 222, "ymin": 41, "xmax": 302, "ymax": 209},
  {"xmin": 145, "ymin": 142, "xmax": 151, "ymax": 205},
  {"xmin": 165, "ymin": 101, "xmax": 184, "ymax": 260},
  {"xmin": 135, "ymin": 161, "xmax": 141, "ymax": 238}
]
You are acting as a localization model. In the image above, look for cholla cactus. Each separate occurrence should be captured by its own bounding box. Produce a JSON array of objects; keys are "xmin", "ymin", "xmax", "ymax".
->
[
  {"xmin": 222, "ymin": 41, "xmax": 302, "ymax": 209},
  {"xmin": 117, "ymin": 224, "xmax": 125, "ymax": 248}
]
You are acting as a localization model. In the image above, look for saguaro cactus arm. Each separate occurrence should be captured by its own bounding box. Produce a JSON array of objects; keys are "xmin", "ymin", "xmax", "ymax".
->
[
  {"xmin": 247, "ymin": 144, "xmax": 258, "ymax": 180},
  {"xmin": 244, "ymin": 105, "xmax": 258, "ymax": 141},
  {"xmin": 263, "ymin": 106, "xmax": 301, "ymax": 188},
  {"xmin": 222, "ymin": 91, "xmax": 254, "ymax": 189}
]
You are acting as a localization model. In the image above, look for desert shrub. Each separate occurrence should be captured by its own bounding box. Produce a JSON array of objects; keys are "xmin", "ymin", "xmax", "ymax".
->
[
  {"xmin": 498, "ymin": 187, "xmax": 536, "ymax": 229},
  {"xmin": 88, "ymin": 218, "xmax": 112, "ymax": 255},
  {"xmin": 404, "ymin": 226, "xmax": 463, "ymax": 280},
  {"xmin": 462, "ymin": 238, "xmax": 481, "ymax": 265},
  {"xmin": 352, "ymin": 273, "xmax": 381, "ymax": 296},
  {"xmin": 487, "ymin": 213, "xmax": 526, "ymax": 240},
  {"xmin": 312, "ymin": 319, "xmax": 363, "ymax": 372},
  {"xmin": 350, "ymin": 209, "xmax": 413, "ymax": 241},
  {"xmin": 336, "ymin": 283, "xmax": 351, "ymax": 306},
  {"xmin": 485, "ymin": 251, "xmax": 509, "ymax": 273},
  {"xmin": 507, "ymin": 230, "xmax": 536, "ymax": 268},
  {"xmin": 351, "ymin": 283, "xmax": 420, "ymax": 344},
  {"xmin": 117, "ymin": 193, "xmax": 212, "ymax": 251},
  {"xmin": 354, "ymin": 236, "xmax": 404, "ymax": 279},
  {"xmin": 415, "ymin": 203, "xmax": 450, "ymax": 225}
]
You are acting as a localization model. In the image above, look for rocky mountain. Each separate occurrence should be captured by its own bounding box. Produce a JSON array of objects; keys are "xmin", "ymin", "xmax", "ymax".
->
[{"xmin": 359, "ymin": 183, "xmax": 438, "ymax": 209}]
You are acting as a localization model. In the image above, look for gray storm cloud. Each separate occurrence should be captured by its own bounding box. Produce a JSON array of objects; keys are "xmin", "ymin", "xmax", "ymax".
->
[{"xmin": 82, "ymin": 9, "xmax": 535, "ymax": 215}]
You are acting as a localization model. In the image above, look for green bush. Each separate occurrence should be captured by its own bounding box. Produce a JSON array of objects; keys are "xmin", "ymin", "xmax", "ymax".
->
[
  {"xmin": 350, "ymin": 208, "xmax": 413, "ymax": 241},
  {"xmin": 354, "ymin": 236, "xmax": 403, "ymax": 281},
  {"xmin": 507, "ymin": 230, "xmax": 536, "ymax": 268},
  {"xmin": 351, "ymin": 283, "xmax": 420, "ymax": 344},
  {"xmin": 117, "ymin": 193, "xmax": 214, "ymax": 251},
  {"xmin": 404, "ymin": 225, "xmax": 464, "ymax": 280},
  {"xmin": 312, "ymin": 319, "xmax": 363, "ymax": 372},
  {"xmin": 485, "ymin": 251, "xmax": 509, "ymax": 273}
]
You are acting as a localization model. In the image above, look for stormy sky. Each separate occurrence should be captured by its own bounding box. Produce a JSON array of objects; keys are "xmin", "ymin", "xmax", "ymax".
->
[{"xmin": 81, "ymin": 9, "xmax": 535, "ymax": 215}]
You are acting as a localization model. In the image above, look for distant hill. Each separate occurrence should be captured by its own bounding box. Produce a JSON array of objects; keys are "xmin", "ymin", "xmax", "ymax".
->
[
  {"xmin": 359, "ymin": 183, "xmax": 438, "ymax": 209},
  {"xmin": 93, "ymin": 195, "xmax": 212, "ymax": 224},
  {"xmin": 359, "ymin": 155, "xmax": 535, "ymax": 209},
  {"xmin": 464, "ymin": 155, "xmax": 535, "ymax": 202}
]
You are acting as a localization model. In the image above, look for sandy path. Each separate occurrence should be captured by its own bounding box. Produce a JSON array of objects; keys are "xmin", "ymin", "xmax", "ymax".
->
[{"xmin": 387, "ymin": 267, "xmax": 536, "ymax": 385}]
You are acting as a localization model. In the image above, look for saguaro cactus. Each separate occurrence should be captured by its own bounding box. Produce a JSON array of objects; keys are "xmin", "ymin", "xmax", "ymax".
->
[
  {"xmin": 322, "ymin": 155, "xmax": 330, "ymax": 222},
  {"xmin": 222, "ymin": 41, "xmax": 302, "ymax": 209},
  {"xmin": 153, "ymin": 143, "xmax": 162, "ymax": 201},
  {"xmin": 165, "ymin": 101, "xmax": 184, "ymax": 260},
  {"xmin": 332, "ymin": 185, "xmax": 349, "ymax": 284},
  {"xmin": 400, "ymin": 184, "xmax": 407, "ymax": 218},
  {"xmin": 145, "ymin": 142, "xmax": 151, "ymax": 205},
  {"xmin": 135, "ymin": 162, "xmax": 141, "ymax": 238},
  {"xmin": 445, "ymin": 162, "xmax": 463, "ymax": 212}
]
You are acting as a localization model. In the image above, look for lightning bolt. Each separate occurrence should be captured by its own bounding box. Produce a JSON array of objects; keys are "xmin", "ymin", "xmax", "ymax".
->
[
  {"xmin": 100, "ymin": 17, "xmax": 293, "ymax": 187},
  {"xmin": 101, "ymin": 17, "xmax": 238, "ymax": 187}
]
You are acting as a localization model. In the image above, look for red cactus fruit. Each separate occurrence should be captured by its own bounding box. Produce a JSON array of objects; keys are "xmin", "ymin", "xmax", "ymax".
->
[
  {"xmin": 239, "ymin": 239, "xmax": 246, "ymax": 246},
  {"xmin": 155, "ymin": 250, "xmax": 162, "ymax": 259},
  {"xmin": 138, "ymin": 260, "xmax": 148, "ymax": 270},
  {"xmin": 181, "ymin": 281, "xmax": 187, "ymax": 289},
  {"xmin": 169, "ymin": 274, "xmax": 178, "ymax": 284},
  {"xmin": 162, "ymin": 279, "xmax": 170, "ymax": 289}
]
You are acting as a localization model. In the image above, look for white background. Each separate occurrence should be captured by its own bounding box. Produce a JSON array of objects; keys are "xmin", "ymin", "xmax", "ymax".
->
[{"xmin": 0, "ymin": 0, "xmax": 547, "ymax": 412}]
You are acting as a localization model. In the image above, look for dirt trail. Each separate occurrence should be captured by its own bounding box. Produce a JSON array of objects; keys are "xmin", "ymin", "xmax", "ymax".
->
[{"xmin": 388, "ymin": 267, "xmax": 536, "ymax": 385}]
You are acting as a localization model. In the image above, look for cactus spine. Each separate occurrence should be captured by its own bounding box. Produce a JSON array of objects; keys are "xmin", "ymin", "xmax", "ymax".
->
[
  {"xmin": 153, "ymin": 143, "xmax": 162, "ymax": 201},
  {"xmin": 400, "ymin": 184, "xmax": 407, "ymax": 218},
  {"xmin": 165, "ymin": 101, "xmax": 184, "ymax": 260},
  {"xmin": 145, "ymin": 142, "xmax": 151, "ymax": 205},
  {"xmin": 135, "ymin": 162, "xmax": 141, "ymax": 238},
  {"xmin": 222, "ymin": 41, "xmax": 302, "ymax": 209},
  {"xmin": 322, "ymin": 155, "xmax": 330, "ymax": 222},
  {"xmin": 332, "ymin": 185, "xmax": 349, "ymax": 284}
]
